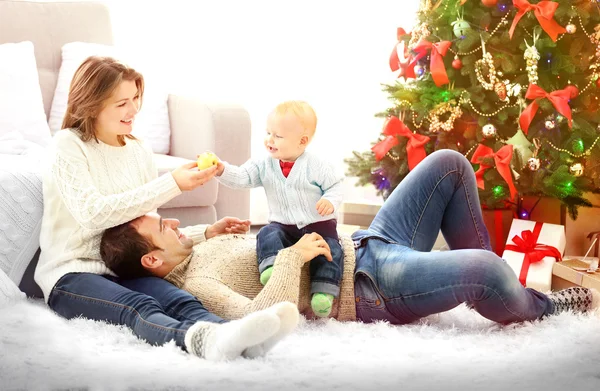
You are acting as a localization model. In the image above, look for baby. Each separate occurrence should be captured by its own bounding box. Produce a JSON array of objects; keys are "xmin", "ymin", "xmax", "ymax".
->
[{"xmin": 213, "ymin": 100, "xmax": 344, "ymax": 317}]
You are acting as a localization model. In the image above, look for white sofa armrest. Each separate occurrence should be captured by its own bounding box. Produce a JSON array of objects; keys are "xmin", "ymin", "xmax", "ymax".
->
[{"xmin": 167, "ymin": 94, "xmax": 251, "ymax": 220}]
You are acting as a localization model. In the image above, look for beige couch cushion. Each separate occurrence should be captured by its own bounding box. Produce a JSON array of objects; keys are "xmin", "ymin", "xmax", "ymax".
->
[{"xmin": 153, "ymin": 154, "xmax": 217, "ymax": 209}]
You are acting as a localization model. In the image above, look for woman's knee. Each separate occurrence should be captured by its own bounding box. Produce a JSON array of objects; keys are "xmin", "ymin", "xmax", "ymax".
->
[
  {"xmin": 427, "ymin": 149, "xmax": 471, "ymax": 172},
  {"xmin": 471, "ymin": 251, "xmax": 519, "ymax": 289}
]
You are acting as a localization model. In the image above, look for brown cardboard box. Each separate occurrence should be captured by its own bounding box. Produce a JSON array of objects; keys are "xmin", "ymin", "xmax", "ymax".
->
[
  {"xmin": 552, "ymin": 258, "xmax": 600, "ymax": 291},
  {"xmin": 520, "ymin": 196, "xmax": 564, "ymax": 225},
  {"xmin": 565, "ymin": 193, "xmax": 600, "ymax": 256}
]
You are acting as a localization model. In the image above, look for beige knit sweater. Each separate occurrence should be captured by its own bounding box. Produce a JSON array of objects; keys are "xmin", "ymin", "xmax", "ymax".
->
[{"xmin": 165, "ymin": 233, "xmax": 357, "ymax": 321}]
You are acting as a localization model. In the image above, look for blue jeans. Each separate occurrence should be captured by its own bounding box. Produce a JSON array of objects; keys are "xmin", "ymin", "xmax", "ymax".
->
[
  {"xmin": 48, "ymin": 272, "xmax": 226, "ymax": 349},
  {"xmin": 257, "ymin": 220, "xmax": 343, "ymax": 297},
  {"xmin": 352, "ymin": 149, "xmax": 554, "ymax": 325}
]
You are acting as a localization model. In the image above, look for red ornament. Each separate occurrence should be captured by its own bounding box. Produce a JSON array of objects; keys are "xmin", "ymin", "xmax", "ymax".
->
[
  {"xmin": 481, "ymin": 0, "xmax": 497, "ymax": 6},
  {"xmin": 596, "ymin": 78, "xmax": 600, "ymax": 89},
  {"xmin": 452, "ymin": 56, "xmax": 463, "ymax": 69}
]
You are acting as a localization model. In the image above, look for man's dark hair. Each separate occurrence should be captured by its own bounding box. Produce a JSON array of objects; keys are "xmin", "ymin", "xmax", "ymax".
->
[{"xmin": 100, "ymin": 221, "xmax": 159, "ymax": 279}]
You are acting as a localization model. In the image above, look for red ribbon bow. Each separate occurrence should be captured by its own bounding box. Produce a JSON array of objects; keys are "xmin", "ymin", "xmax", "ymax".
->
[
  {"xmin": 405, "ymin": 39, "xmax": 452, "ymax": 87},
  {"xmin": 470, "ymin": 144, "xmax": 517, "ymax": 200},
  {"xmin": 504, "ymin": 221, "xmax": 562, "ymax": 287},
  {"xmin": 371, "ymin": 116, "xmax": 430, "ymax": 170},
  {"xmin": 519, "ymin": 84, "xmax": 573, "ymax": 134},
  {"xmin": 509, "ymin": 0, "xmax": 566, "ymax": 42}
]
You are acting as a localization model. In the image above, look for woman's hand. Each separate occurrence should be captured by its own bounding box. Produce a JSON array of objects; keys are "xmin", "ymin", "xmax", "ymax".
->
[
  {"xmin": 172, "ymin": 162, "xmax": 218, "ymax": 191},
  {"xmin": 291, "ymin": 233, "xmax": 332, "ymax": 263},
  {"xmin": 205, "ymin": 217, "xmax": 251, "ymax": 239}
]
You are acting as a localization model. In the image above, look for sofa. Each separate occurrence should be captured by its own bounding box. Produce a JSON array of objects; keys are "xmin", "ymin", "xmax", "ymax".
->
[
  {"xmin": 0, "ymin": 0, "xmax": 251, "ymax": 296},
  {"xmin": 0, "ymin": 0, "xmax": 251, "ymax": 227}
]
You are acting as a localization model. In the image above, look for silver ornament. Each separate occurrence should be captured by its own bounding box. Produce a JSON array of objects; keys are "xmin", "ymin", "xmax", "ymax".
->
[
  {"xmin": 545, "ymin": 120, "xmax": 556, "ymax": 130},
  {"xmin": 527, "ymin": 157, "xmax": 540, "ymax": 171},
  {"xmin": 414, "ymin": 65, "xmax": 426, "ymax": 79},
  {"xmin": 482, "ymin": 124, "xmax": 497, "ymax": 138},
  {"xmin": 569, "ymin": 163, "xmax": 584, "ymax": 177},
  {"xmin": 566, "ymin": 24, "xmax": 577, "ymax": 34}
]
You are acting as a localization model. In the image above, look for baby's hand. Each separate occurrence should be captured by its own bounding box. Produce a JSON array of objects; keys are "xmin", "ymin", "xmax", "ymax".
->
[
  {"xmin": 316, "ymin": 198, "xmax": 334, "ymax": 216},
  {"xmin": 215, "ymin": 161, "xmax": 225, "ymax": 176}
]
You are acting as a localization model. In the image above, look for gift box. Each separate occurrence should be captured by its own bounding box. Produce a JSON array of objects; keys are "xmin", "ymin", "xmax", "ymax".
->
[
  {"xmin": 552, "ymin": 258, "xmax": 600, "ymax": 291},
  {"xmin": 502, "ymin": 219, "xmax": 566, "ymax": 292}
]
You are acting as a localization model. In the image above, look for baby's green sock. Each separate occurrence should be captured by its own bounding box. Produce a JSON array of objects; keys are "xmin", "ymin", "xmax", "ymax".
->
[
  {"xmin": 311, "ymin": 293, "xmax": 334, "ymax": 317},
  {"xmin": 260, "ymin": 267, "xmax": 273, "ymax": 286}
]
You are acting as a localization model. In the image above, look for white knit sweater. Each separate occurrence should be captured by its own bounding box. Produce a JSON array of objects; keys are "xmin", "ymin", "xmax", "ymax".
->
[{"xmin": 35, "ymin": 130, "xmax": 182, "ymax": 302}]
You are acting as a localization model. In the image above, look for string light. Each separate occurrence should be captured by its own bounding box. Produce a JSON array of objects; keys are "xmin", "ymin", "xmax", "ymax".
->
[{"xmin": 493, "ymin": 185, "xmax": 504, "ymax": 196}]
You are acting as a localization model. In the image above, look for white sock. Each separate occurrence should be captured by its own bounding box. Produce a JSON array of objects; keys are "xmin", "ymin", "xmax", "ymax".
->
[
  {"xmin": 185, "ymin": 311, "xmax": 280, "ymax": 361},
  {"xmin": 243, "ymin": 301, "xmax": 300, "ymax": 358}
]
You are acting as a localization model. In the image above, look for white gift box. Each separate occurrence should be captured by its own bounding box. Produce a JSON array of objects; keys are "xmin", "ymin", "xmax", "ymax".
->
[{"xmin": 502, "ymin": 219, "xmax": 566, "ymax": 293}]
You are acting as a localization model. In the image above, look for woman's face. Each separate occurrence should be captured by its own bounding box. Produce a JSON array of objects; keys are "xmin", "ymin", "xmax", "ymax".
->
[{"xmin": 95, "ymin": 79, "xmax": 140, "ymax": 145}]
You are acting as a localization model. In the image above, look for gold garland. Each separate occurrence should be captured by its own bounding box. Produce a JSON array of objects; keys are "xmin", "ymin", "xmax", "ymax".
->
[{"xmin": 544, "ymin": 136, "xmax": 600, "ymax": 158}]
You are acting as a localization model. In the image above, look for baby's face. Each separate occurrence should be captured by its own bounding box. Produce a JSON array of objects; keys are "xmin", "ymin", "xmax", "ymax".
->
[{"xmin": 264, "ymin": 112, "xmax": 308, "ymax": 162}]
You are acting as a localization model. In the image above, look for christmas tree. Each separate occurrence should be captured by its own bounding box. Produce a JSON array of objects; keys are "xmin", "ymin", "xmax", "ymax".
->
[{"xmin": 346, "ymin": 0, "xmax": 600, "ymax": 219}]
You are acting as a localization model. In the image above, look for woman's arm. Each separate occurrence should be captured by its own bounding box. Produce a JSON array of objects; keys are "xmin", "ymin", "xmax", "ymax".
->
[{"xmin": 51, "ymin": 134, "xmax": 181, "ymax": 230}]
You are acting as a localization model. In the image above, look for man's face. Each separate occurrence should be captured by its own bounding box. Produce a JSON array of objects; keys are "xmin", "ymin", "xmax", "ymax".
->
[{"xmin": 135, "ymin": 213, "xmax": 194, "ymax": 264}]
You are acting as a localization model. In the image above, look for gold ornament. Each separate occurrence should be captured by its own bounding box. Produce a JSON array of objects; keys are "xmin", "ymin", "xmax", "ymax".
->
[
  {"xmin": 524, "ymin": 31, "xmax": 541, "ymax": 85},
  {"xmin": 482, "ymin": 124, "xmax": 497, "ymax": 138},
  {"xmin": 527, "ymin": 157, "xmax": 541, "ymax": 171},
  {"xmin": 408, "ymin": 23, "xmax": 431, "ymax": 51},
  {"xmin": 428, "ymin": 102, "xmax": 463, "ymax": 133},
  {"xmin": 566, "ymin": 24, "xmax": 577, "ymax": 34},
  {"xmin": 494, "ymin": 82, "xmax": 508, "ymax": 101},
  {"xmin": 570, "ymin": 162, "xmax": 584, "ymax": 177}
]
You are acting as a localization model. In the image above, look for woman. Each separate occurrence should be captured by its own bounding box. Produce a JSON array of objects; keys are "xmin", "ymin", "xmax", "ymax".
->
[
  {"xmin": 34, "ymin": 56, "xmax": 300, "ymax": 361},
  {"xmin": 101, "ymin": 149, "xmax": 600, "ymax": 324}
]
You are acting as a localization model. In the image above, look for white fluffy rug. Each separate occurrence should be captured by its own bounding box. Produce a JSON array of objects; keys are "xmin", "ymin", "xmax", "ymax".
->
[{"xmin": 1, "ymin": 299, "xmax": 599, "ymax": 391}]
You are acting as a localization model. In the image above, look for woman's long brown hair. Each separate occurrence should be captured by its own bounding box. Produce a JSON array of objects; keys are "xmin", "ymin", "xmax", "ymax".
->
[{"xmin": 61, "ymin": 56, "xmax": 144, "ymax": 146}]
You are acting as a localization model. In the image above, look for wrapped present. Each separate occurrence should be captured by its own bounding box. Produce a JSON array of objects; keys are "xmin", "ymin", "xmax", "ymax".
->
[
  {"xmin": 552, "ymin": 258, "xmax": 600, "ymax": 291},
  {"xmin": 502, "ymin": 219, "xmax": 565, "ymax": 292}
]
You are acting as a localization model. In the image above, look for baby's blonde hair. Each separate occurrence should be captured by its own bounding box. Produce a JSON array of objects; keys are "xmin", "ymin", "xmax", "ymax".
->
[{"xmin": 272, "ymin": 100, "xmax": 317, "ymax": 137}]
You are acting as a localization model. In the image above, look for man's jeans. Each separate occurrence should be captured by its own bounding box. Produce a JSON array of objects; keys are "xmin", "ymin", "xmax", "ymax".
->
[
  {"xmin": 48, "ymin": 272, "xmax": 226, "ymax": 349},
  {"xmin": 352, "ymin": 149, "xmax": 554, "ymax": 324},
  {"xmin": 257, "ymin": 220, "xmax": 343, "ymax": 297}
]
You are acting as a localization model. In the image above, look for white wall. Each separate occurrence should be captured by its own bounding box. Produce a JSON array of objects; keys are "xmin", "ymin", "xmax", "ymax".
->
[{"xmin": 84, "ymin": 0, "xmax": 420, "ymax": 222}]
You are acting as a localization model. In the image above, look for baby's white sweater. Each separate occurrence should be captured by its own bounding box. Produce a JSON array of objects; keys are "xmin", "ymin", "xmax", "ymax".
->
[{"xmin": 35, "ymin": 130, "xmax": 182, "ymax": 302}]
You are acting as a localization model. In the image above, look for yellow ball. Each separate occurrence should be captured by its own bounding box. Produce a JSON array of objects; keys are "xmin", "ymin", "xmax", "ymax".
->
[{"xmin": 197, "ymin": 152, "xmax": 219, "ymax": 170}]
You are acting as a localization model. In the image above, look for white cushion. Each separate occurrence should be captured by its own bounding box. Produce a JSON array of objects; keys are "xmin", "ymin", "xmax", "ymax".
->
[
  {"xmin": 0, "ymin": 269, "xmax": 25, "ymax": 308},
  {"xmin": 0, "ymin": 155, "xmax": 43, "ymax": 288},
  {"xmin": 0, "ymin": 41, "xmax": 52, "ymax": 147},
  {"xmin": 48, "ymin": 42, "xmax": 171, "ymax": 154}
]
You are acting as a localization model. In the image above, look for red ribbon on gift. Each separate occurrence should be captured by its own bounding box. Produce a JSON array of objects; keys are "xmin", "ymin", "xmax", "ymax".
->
[
  {"xmin": 504, "ymin": 221, "xmax": 562, "ymax": 287},
  {"xmin": 470, "ymin": 144, "xmax": 517, "ymax": 200},
  {"xmin": 405, "ymin": 39, "xmax": 452, "ymax": 87},
  {"xmin": 372, "ymin": 117, "xmax": 430, "ymax": 170},
  {"xmin": 509, "ymin": 0, "xmax": 566, "ymax": 42},
  {"xmin": 519, "ymin": 84, "xmax": 573, "ymax": 134}
]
